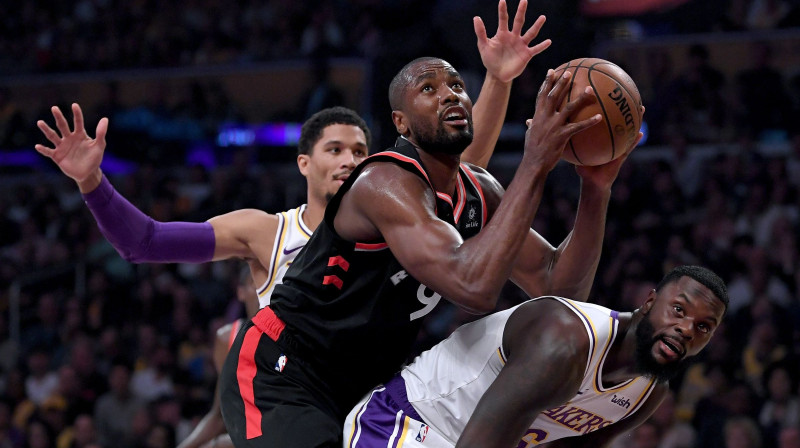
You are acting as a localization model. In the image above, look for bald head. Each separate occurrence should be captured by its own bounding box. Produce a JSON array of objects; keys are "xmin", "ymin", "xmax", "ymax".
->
[{"xmin": 389, "ymin": 57, "xmax": 452, "ymax": 111}]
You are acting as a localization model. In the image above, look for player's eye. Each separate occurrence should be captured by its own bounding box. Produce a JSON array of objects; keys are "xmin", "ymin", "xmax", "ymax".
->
[
  {"xmin": 422, "ymin": 85, "xmax": 433, "ymax": 92},
  {"xmin": 452, "ymin": 82, "xmax": 464, "ymax": 90}
]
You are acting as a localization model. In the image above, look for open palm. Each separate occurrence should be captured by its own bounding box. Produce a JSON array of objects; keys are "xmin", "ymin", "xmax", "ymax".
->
[
  {"xmin": 474, "ymin": 0, "xmax": 552, "ymax": 83},
  {"xmin": 35, "ymin": 103, "xmax": 108, "ymax": 183}
]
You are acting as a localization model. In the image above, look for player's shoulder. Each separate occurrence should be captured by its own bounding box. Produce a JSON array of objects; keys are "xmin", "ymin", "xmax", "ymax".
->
[
  {"xmin": 460, "ymin": 161, "xmax": 503, "ymax": 198},
  {"xmin": 504, "ymin": 298, "xmax": 592, "ymax": 357}
]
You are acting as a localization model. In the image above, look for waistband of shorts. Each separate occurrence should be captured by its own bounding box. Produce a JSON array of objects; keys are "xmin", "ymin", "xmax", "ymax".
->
[
  {"xmin": 385, "ymin": 374, "xmax": 424, "ymax": 423},
  {"xmin": 252, "ymin": 306, "xmax": 286, "ymax": 341}
]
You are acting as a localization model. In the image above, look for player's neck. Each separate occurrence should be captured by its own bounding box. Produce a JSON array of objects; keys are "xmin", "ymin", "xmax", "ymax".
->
[
  {"xmin": 304, "ymin": 196, "xmax": 326, "ymax": 232},
  {"xmin": 600, "ymin": 312, "xmax": 640, "ymax": 384},
  {"xmin": 416, "ymin": 148, "xmax": 461, "ymax": 198}
]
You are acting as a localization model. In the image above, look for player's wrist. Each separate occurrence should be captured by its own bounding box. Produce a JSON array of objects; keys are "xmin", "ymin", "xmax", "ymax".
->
[{"xmin": 77, "ymin": 168, "xmax": 104, "ymax": 194}]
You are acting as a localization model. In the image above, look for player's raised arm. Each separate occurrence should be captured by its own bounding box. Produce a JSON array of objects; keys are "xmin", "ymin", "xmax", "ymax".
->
[
  {"xmin": 462, "ymin": 0, "xmax": 551, "ymax": 168},
  {"xmin": 35, "ymin": 103, "xmax": 276, "ymax": 265},
  {"xmin": 338, "ymin": 70, "xmax": 600, "ymax": 314}
]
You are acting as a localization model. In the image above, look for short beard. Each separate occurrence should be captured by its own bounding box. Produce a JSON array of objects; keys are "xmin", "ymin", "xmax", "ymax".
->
[
  {"xmin": 633, "ymin": 313, "xmax": 687, "ymax": 382},
  {"xmin": 413, "ymin": 121, "xmax": 474, "ymax": 155}
]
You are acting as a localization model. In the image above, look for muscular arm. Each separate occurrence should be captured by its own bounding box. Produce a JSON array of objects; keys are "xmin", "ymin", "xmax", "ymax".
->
[
  {"xmin": 336, "ymin": 71, "xmax": 600, "ymax": 314},
  {"xmin": 461, "ymin": 74, "xmax": 511, "ymax": 168},
  {"xmin": 36, "ymin": 103, "xmax": 278, "ymax": 268},
  {"xmin": 456, "ymin": 299, "xmax": 589, "ymax": 448}
]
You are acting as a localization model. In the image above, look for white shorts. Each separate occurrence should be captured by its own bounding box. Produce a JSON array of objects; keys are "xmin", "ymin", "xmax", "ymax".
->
[{"xmin": 343, "ymin": 376, "xmax": 454, "ymax": 448}]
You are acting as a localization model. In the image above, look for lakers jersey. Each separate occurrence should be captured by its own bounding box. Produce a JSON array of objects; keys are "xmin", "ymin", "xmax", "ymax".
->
[
  {"xmin": 255, "ymin": 204, "xmax": 312, "ymax": 308},
  {"xmin": 402, "ymin": 297, "xmax": 657, "ymax": 446},
  {"xmin": 269, "ymin": 138, "xmax": 488, "ymax": 414}
]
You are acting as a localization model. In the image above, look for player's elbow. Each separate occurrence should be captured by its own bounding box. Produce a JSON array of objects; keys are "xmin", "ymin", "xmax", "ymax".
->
[{"xmin": 450, "ymin": 284, "xmax": 499, "ymax": 315}]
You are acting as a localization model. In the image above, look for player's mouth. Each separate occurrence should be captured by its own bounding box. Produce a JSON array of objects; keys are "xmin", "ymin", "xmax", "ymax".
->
[
  {"xmin": 655, "ymin": 336, "xmax": 684, "ymax": 362},
  {"xmin": 333, "ymin": 173, "xmax": 350, "ymax": 184},
  {"xmin": 441, "ymin": 106, "xmax": 469, "ymax": 127}
]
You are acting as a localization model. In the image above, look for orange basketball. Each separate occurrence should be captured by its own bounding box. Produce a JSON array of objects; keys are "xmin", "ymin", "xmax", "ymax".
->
[{"xmin": 554, "ymin": 58, "xmax": 643, "ymax": 166}]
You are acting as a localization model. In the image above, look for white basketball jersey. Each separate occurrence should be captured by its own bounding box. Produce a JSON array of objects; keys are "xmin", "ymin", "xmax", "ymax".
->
[
  {"xmin": 256, "ymin": 204, "xmax": 312, "ymax": 308},
  {"xmin": 402, "ymin": 297, "xmax": 657, "ymax": 446}
]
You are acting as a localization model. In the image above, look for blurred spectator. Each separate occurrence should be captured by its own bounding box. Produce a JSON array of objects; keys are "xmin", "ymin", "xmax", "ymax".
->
[
  {"xmin": 93, "ymin": 361, "xmax": 144, "ymax": 448},
  {"xmin": 734, "ymin": 41, "xmax": 792, "ymax": 138},
  {"xmin": 724, "ymin": 416, "xmax": 764, "ymax": 448},
  {"xmin": 780, "ymin": 426, "xmax": 800, "ymax": 448},
  {"xmin": 759, "ymin": 360, "xmax": 800, "ymax": 446},
  {"xmin": 23, "ymin": 350, "xmax": 58, "ymax": 407},
  {"xmin": 670, "ymin": 44, "xmax": 727, "ymax": 143},
  {"xmin": 651, "ymin": 390, "xmax": 696, "ymax": 448}
]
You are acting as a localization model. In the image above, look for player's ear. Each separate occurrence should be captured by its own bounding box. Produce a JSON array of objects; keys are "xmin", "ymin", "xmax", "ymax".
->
[
  {"xmin": 297, "ymin": 154, "xmax": 310, "ymax": 176},
  {"xmin": 392, "ymin": 111, "xmax": 408, "ymax": 135},
  {"xmin": 640, "ymin": 289, "xmax": 657, "ymax": 313}
]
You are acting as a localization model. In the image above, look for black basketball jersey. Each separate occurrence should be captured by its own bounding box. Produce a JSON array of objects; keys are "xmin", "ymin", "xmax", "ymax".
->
[{"xmin": 269, "ymin": 137, "xmax": 488, "ymax": 410}]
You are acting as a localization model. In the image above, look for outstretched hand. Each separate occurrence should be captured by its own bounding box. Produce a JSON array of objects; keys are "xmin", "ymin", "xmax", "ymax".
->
[
  {"xmin": 474, "ymin": 0, "xmax": 551, "ymax": 83},
  {"xmin": 35, "ymin": 103, "xmax": 108, "ymax": 184},
  {"xmin": 523, "ymin": 70, "xmax": 601, "ymax": 174}
]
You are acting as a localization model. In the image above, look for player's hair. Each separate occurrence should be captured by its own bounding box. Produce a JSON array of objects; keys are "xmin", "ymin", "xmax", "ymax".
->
[
  {"xmin": 298, "ymin": 107, "xmax": 371, "ymax": 156},
  {"xmin": 655, "ymin": 265, "xmax": 729, "ymax": 308},
  {"xmin": 389, "ymin": 56, "xmax": 444, "ymax": 111}
]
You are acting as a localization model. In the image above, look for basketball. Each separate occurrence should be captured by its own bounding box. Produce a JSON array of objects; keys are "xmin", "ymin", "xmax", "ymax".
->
[{"xmin": 554, "ymin": 58, "xmax": 643, "ymax": 166}]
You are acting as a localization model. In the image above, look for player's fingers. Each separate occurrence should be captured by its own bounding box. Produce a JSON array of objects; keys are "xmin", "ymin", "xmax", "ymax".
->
[
  {"xmin": 521, "ymin": 14, "xmax": 545, "ymax": 43},
  {"xmin": 527, "ymin": 39, "xmax": 551, "ymax": 57},
  {"xmin": 72, "ymin": 103, "xmax": 85, "ymax": 135},
  {"xmin": 563, "ymin": 114, "xmax": 602, "ymax": 138},
  {"xmin": 511, "ymin": 0, "xmax": 528, "ymax": 34},
  {"xmin": 37, "ymin": 120, "xmax": 62, "ymax": 144},
  {"xmin": 535, "ymin": 69, "xmax": 556, "ymax": 107},
  {"xmin": 34, "ymin": 144, "xmax": 54, "ymax": 158},
  {"xmin": 497, "ymin": 0, "xmax": 509, "ymax": 33},
  {"xmin": 473, "ymin": 16, "xmax": 488, "ymax": 44},
  {"xmin": 52, "ymin": 106, "xmax": 72, "ymax": 136},
  {"xmin": 95, "ymin": 117, "xmax": 109, "ymax": 144},
  {"xmin": 561, "ymin": 85, "xmax": 597, "ymax": 116},
  {"xmin": 548, "ymin": 70, "xmax": 575, "ymax": 110}
]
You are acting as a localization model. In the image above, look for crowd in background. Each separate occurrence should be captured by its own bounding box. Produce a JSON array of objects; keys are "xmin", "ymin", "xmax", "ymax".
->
[{"xmin": 3, "ymin": 0, "xmax": 800, "ymax": 447}]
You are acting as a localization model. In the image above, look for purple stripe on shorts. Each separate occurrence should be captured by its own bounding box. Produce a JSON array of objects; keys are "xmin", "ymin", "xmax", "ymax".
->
[{"xmin": 350, "ymin": 376, "xmax": 425, "ymax": 448}]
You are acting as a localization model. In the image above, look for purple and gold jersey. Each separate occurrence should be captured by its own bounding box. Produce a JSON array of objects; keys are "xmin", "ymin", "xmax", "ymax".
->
[
  {"xmin": 344, "ymin": 297, "xmax": 656, "ymax": 447},
  {"xmin": 255, "ymin": 204, "xmax": 312, "ymax": 308}
]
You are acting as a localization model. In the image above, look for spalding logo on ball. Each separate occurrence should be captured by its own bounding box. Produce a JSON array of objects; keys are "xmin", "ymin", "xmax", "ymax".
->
[{"xmin": 554, "ymin": 57, "xmax": 643, "ymax": 166}]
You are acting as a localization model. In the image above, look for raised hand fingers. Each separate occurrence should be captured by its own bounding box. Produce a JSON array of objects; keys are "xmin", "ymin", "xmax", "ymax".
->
[
  {"xmin": 522, "ymin": 15, "xmax": 546, "ymax": 44},
  {"xmin": 511, "ymin": 0, "xmax": 528, "ymax": 35},
  {"xmin": 37, "ymin": 119, "xmax": 61, "ymax": 146},
  {"xmin": 51, "ymin": 106, "xmax": 73, "ymax": 137},
  {"xmin": 72, "ymin": 103, "xmax": 85, "ymax": 136},
  {"xmin": 95, "ymin": 117, "xmax": 109, "ymax": 144},
  {"xmin": 473, "ymin": 16, "xmax": 488, "ymax": 44},
  {"xmin": 34, "ymin": 143, "xmax": 55, "ymax": 159},
  {"xmin": 497, "ymin": 0, "xmax": 509, "ymax": 33}
]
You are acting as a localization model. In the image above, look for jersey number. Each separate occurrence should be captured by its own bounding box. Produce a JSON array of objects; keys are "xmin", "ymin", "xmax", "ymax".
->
[
  {"xmin": 517, "ymin": 429, "xmax": 548, "ymax": 447},
  {"xmin": 409, "ymin": 285, "xmax": 441, "ymax": 321}
]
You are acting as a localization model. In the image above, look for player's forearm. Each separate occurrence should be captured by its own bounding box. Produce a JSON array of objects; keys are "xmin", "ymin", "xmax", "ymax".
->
[
  {"xmin": 76, "ymin": 168, "xmax": 104, "ymax": 193},
  {"xmin": 177, "ymin": 412, "xmax": 227, "ymax": 448},
  {"xmin": 461, "ymin": 74, "xmax": 512, "ymax": 168},
  {"xmin": 452, "ymin": 159, "xmax": 550, "ymax": 312},
  {"xmin": 83, "ymin": 174, "xmax": 215, "ymax": 263},
  {"xmin": 549, "ymin": 182, "xmax": 611, "ymax": 301}
]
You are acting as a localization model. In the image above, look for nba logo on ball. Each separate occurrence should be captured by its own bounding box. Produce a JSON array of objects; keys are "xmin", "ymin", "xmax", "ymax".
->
[
  {"xmin": 275, "ymin": 354, "xmax": 287, "ymax": 372},
  {"xmin": 416, "ymin": 424, "xmax": 429, "ymax": 442}
]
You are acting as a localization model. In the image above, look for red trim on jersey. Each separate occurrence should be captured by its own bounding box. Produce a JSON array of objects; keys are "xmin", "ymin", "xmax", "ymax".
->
[
  {"xmin": 323, "ymin": 275, "xmax": 344, "ymax": 289},
  {"xmin": 252, "ymin": 307, "xmax": 285, "ymax": 341},
  {"xmin": 460, "ymin": 165, "xmax": 487, "ymax": 226},
  {"xmin": 436, "ymin": 192, "xmax": 453, "ymax": 207},
  {"xmin": 453, "ymin": 174, "xmax": 467, "ymax": 222},
  {"xmin": 327, "ymin": 255, "xmax": 350, "ymax": 271},
  {"xmin": 228, "ymin": 319, "xmax": 241, "ymax": 349},
  {"xmin": 354, "ymin": 242, "xmax": 389, "ymax": 251},
  {"xmin": 237, "ymin": 326, "xmax": 263, "ymax": 440}
]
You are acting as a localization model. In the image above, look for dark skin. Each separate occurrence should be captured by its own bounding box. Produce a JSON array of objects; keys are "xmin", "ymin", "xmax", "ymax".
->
[
  {"xmin": 336, "ymin": 61, "xmax": 637, "ymax": 314},
  {"xmin": 457, "ymin": 276, "xmax": 726, "ymax": 448}
]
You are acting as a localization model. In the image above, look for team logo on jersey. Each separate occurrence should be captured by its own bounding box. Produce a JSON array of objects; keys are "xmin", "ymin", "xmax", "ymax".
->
[
  {"xmin": 610, "ymin": 394, "xmax": 631, "ymax": 409},
  {"xmin": 275, "ymin": 354, "xmax": 287, "ymax": 372},
  {"xmin": 465, "ymin": 205, "xmax": 479, "ymax": 228},
  {"xmin": 415, "ymin": 423, "xmax": 429, "ymax": 442}
]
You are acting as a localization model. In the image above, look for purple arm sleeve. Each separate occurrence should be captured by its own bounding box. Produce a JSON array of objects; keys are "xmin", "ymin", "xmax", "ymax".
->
[{"xmin": 82, "ymin": 174, "xmax": 216, "ymax": 263}]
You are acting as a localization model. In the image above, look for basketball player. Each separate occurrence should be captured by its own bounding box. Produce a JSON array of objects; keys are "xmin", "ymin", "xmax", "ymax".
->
[
  {"xmin": 344, "ymin": 265, "xmax": 728, "ymax": 448},
  {"xmin": 177, "ymin": 267, "xmax": 258, "ymax": 448},
  {"xmin": 218, "ymin": 48, "xmax": 643, "ymax": 445},
  {"xmin": 33, "ymin": 0, "xmax": 552, "ymax": 308}
]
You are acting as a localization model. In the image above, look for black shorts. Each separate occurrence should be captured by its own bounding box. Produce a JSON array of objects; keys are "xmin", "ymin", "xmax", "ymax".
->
[{"xmin": 220, "ymin": 307, "xmax": 342, "ymax": 448}]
